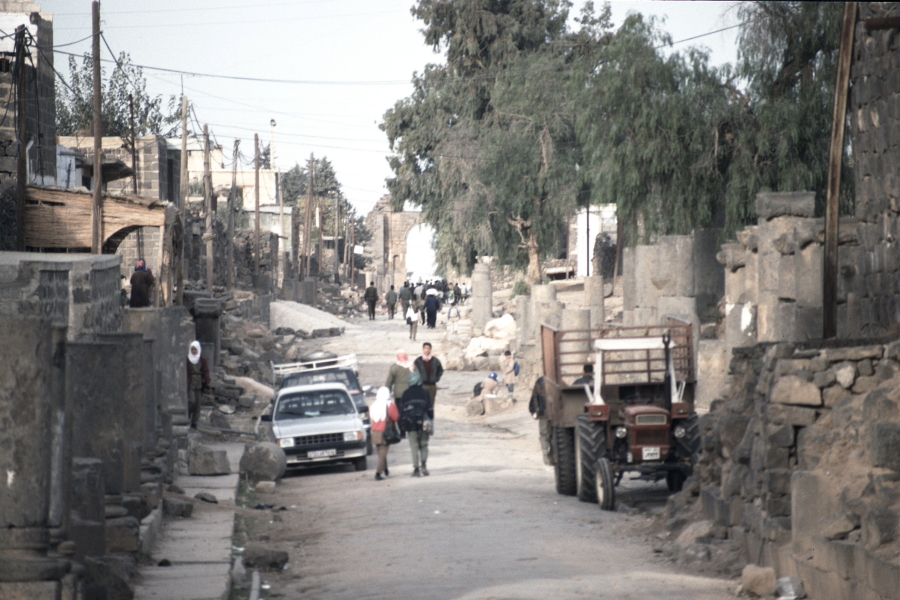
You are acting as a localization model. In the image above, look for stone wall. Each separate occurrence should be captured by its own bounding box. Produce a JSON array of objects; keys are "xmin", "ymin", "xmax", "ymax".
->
[
  {"xmin": 0, "ymin": 252, "xmax": 122, "ymax": 340},
  {"xmin": 689, "ymin": 336, "xmax": 900, "ymax": 600}
]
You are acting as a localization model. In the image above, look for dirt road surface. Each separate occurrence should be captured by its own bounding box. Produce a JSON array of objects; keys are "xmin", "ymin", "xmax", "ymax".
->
[{"xmin": 244, "ymin": 315, "xmax": 735, "ymax": 600}]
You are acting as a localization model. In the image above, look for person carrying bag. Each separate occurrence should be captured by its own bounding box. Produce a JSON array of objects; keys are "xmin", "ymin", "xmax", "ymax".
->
[{"xmin": 370, "ymin": 386, "xmax": 400, "ymax": 481}]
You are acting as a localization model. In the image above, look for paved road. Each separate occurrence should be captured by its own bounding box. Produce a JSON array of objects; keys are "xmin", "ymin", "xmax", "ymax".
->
[{"xmin": 249, "ymin": 315, "xmax": 735, "ymax": 599}]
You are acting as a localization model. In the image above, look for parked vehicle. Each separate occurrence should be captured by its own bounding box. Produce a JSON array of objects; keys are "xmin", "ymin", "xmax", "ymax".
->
[
  {"xmin": 532, "ymin": 318, "xmax": 700, "ymax": 510},
  {"xmin": 262, "ymin": 382, "xmax": 368, "ymax": 472},
  {"xmin": 272, "ymin": 352, "xmax": 373, "ymax": 455}
]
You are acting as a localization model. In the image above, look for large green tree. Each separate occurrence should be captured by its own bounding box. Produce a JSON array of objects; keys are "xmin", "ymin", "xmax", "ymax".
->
[
  {"xmin": 56, "ymin": 52, "xmax": 178, "ymax": 137},
  {"xmin": 383, "ymin": 0, "xmax": 578, "ymax": 280}
]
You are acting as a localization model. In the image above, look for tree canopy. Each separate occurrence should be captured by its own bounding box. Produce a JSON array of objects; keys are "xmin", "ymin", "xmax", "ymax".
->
[
  {"xmin": 56, "ymin": 52, "xmax": 179, "ymax": 138},
  {"xmin": 384, "ymin": 1, "xmax": 847, "ymax": 279}
]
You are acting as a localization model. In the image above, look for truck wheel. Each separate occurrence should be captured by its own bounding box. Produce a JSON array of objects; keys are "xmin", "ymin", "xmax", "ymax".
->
[
  {"xmin": 675, "ymin": 413, "xmax": 700, "ymax": 464},
  {"xmin": 553, "ymin": 426, "xmax": 577, "ymax": 496},
  {"xmin": 366, "ymin": 433, "xmax": 374, "ymax": 456},
  {"xmin": 595, "ymin": 457, "xmax": 616, "ymax": 511},
  {"xmin": 575, "ymin": 414, "xmax": 606, "ymax": 503},
  {"xmin": 354, "ymin": 456, "xmax": 368, "ymax": 471}
]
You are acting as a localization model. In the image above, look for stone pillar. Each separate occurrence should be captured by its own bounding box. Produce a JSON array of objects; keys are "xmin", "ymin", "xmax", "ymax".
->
[
  {"xmin": 514, "ymin": 294, "xmax": 533, "ymax": 348},
  {"xmin": 584, "ymin": 275, "xmax": 604, "ymax": 330},
  {"xmin": 0, "ymin": 317, "xmax": 70, "ymax": 589},
  {"xmin": 300, "ymin": 276, "xmax": 318, "ymax": 306},
  {"xmin": 531, "ymin": 284, "xmax": 560, "ymax": 344},
  {"xmin": 95, "ymin": 333, "xmax": 147, "ymax": 493},
  {"xmin": 533, "ymin": 300, "xmax": 566, "ymax": 354},
  {"xmin": 532, "ymin": 283, "xmax": 557, "ymax": 303},
  {"xmin": 560, "ymin": 309, "xmax": 592, "ymax": 383},
  {"xmin": 69, "ymin": 458, "xmax": 106, "ymax": 560},
  {"xmin": 193, "ymin": 298, "xmax": 222, "ymax": 373},
  {"xmin": 471, "ymin": 262, "xmax": 493, "ymax": 330},
  {"xmin": 67, "ymin": 343, "xmax": 127, "ymax": 496},
  {"xmin": 48, "ymin": 326, "xmax": 71, "ymax": 543}
]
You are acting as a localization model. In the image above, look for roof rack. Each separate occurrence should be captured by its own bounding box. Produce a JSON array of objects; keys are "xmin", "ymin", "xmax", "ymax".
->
[{"xmin": 271, "ymin": 353, "xmax": 358, "ymax": 384}]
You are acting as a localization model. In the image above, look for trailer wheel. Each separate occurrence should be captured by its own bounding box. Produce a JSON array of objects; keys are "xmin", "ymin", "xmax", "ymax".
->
[
  {"xmin": 553, "ymin": 426, "xmax": 577, "ymax": 496},
  {"xmin": 595, "ymin": 457, "xmax": 616, "ymax": 511},
  {"xmin": 675, "ymin": 412, "xmax": 701, "ymax": 464},
  {"xmin": 575, "ymin": 414, "xmax": 606, "ymax": 503}
]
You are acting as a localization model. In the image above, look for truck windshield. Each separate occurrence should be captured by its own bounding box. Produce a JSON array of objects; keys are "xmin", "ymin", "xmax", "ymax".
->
[{"xmin": 274, "ymin": 391, "xmax": 356, "ymax": 420}]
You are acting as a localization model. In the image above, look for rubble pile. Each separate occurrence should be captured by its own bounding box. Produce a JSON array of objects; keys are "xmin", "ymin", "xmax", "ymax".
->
[{"xmin": 316, "ymin": 282, "xmax": 366, "ymax": 318}]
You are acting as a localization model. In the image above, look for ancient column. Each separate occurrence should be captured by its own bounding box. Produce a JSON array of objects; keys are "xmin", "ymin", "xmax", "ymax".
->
[
  {"xmin": 193, "ymin": 298, "xmax": 223, "ymax": 372},
  {"xmin": 0, "ymin": 317, "xmax": 70, "ymax": 591},
  {"xmin": 584, "ymin": 275, "xmax": 605, "ymax": 330},
  {"xmin": 471, "ymin": 262, "xmax": 493, "ymax": 330},
  {"xmin": 531, "ymin": 284, "xmax": 559, "ymax": 344},
  {"xmin": 514, "ymin": 294, "xmax": 533, "ymax": 350}
]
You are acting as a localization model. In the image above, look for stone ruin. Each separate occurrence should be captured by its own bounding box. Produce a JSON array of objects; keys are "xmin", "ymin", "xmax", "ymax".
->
[{"xmin": 0, "ymin": 249, "xmax": 272, "ymax": 599}]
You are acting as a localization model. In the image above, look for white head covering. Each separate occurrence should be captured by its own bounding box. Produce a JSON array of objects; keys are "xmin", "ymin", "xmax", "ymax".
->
[
  {"xmin": 188, "ymin": 341, "xmax": 202, "ymax": 365},
  {"xmin": 370, "ymin": 386, "xmax": 392, "ymax": 422},
  {"xmin": 426, "ymin": 288, "xmax": 438, "ymax": 295}
]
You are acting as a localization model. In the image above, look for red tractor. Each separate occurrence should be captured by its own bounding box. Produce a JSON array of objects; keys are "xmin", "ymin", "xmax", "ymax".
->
[{"xmin": 531, "ymin": 318, "xmax": 699, "ymax": 510}]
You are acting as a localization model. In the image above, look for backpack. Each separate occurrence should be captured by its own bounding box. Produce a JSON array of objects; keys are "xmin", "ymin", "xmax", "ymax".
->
[
  {"xmin": 513, "ymin": 361, "xmax": 520, "ymax": 376},
  {"xmin": 473, "ymin": 382, "xmax": 483, "ymax": 397}
]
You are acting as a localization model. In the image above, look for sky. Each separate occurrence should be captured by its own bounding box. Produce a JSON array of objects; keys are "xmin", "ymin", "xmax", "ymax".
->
[{"xmin": 37, "ymin": 1, "xmax": 742, "ymax": 218}]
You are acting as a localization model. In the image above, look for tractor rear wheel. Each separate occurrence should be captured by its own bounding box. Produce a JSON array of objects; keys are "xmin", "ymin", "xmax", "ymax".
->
[
  {"xmin": 595, "ymin": 457, "xmax": 616, "ymax": 511},
  {"xmin": 575, "ymin": 414, "xmax": 606, "ymax": 503},
  {"xmin": 666, "ymin": 467, "xmax": 686, "ymax": 492},
  {"xmin": 553, "ymin": 426, "xmax": 577, "ymax": 496}
]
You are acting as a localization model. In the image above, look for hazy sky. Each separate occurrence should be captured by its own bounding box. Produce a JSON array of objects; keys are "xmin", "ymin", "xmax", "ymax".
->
[{"xmin": 37, "ymin": 1, "xmax": 741, "ymax": 215}]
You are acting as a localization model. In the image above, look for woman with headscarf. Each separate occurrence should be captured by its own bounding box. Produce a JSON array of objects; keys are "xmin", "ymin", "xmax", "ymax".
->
[
  {"xmin": 424, "ymin": 287, "xmax": 440, "ymax": 329},
  {"xmin": 186, "ymin": 341, "xmax": 210, "ymax": 429},
  {"xmin": 385, "ymin": 350, "xmax": 412, "ymax": 400},
  {"xmin": 370, "ymin": 386, "xmax": 399, "ymax": 481}
]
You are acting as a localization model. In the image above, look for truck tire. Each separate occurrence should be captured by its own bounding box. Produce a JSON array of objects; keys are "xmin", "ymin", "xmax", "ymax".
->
[
  {"xmin": 354, "ymin": 456, "xmax": 368, "ymax": 471},
  {"xmin": 575, "ymin": 414, "xmax": 606, "ymax": 503},
  {"xmin": 675, "ymin": 412, "xmax": 700, "ymax": 464},
  {"xmin": 595, "ymin": 457, "xmax": 616, "ymax": 511},
  {"xmin": 366, "ymin": 432, "xmax": 374, "ymax": 456},
  {"xmin": 553, "ymin": 426, "xmax": 577, "ymax": 496},
  {"xmin": 666, "ymin": 468, "xmax": 686, "ymax": 492}
]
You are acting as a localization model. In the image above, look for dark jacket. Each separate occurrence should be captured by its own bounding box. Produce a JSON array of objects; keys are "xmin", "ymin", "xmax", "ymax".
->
[
  {"xmin": 386, "ymin": 290, "xmax": 398, "ymax": 305},
  {"xmin": 399, "ymin": 287, "xmax": 412, "ymax": 303},
  {"xmin": 130, "ymin": 269, "xmax": 155, "ymax": 308},
  {"xmin": 397, "ymin": 385, "xmax": 432, "ymax": 432},
  {"xmin": 529, "ymin": 377, "xmax": 546, "ymax": 418},
  {"xmin": 186, "ymin": 356, "xmax": 211, "ymax": 391},
  {"xmin": 414, "ymin": 355, "xmax": 443, "ymax": 385},
  {"xmin": 364, "ymin": 286, "xmax": 379, "ymax": 303},
  {"xmin": 424, "ymin": 295, "xmax": 439, "ymax": 313}
]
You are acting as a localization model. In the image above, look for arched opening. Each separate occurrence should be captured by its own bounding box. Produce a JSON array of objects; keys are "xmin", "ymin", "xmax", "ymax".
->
[{"xmin": 405, "ymin": 223, "xmax": 437, "ymax": 282}]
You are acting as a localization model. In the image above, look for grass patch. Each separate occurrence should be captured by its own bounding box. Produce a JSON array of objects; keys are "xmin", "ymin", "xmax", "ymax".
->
[{"xmin": 510, "ymin": 279, "xmax": 530, "ymax": 299}]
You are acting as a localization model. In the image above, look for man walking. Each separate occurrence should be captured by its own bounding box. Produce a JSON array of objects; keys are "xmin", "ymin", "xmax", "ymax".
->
[
  {"xmin": 399, "ymin": 282, "xmax": 412, "ymax": 317},
  {"xmin": 501, "ymin": 350, "xmax": 517, "ymax": 394},
  {"xmin": 385, "ymin": 350, "xmax": 412, "ymax": 400},
  {"xmin": 413, "ymin": 342, "xmax": 444, "ymax": 411},
  {"xmin": 397, "ymin": 372, "xmax": 433, "ymax": 476},
  {"xmin": 364, "ymin": 281, "xmax": 379, "ymax": 320},
  {"xmin": 386, "ymin": 285, "xmax": 398, "ymax": 319}
]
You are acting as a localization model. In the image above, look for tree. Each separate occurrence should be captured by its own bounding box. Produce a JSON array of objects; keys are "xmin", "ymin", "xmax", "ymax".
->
[
  {"xmin": 575, "ymin": 10, "xmax": 730, "ymax": 242},
  {"xmin": 383, "ymin": 0, "xmax": 577, "ymax": 280},
  {"xmin": 721, "ymin": 1, "xmax": 849, "ymax": 225},
  {"xmin": 56, "ymin": 52, "xmax": 178, "ymax": 137}
]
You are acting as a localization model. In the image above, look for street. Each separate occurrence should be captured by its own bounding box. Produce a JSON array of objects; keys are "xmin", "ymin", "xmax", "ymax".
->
[{"xmin": 241, "ymin": 315, "xmax": 735, "ymax": 599}]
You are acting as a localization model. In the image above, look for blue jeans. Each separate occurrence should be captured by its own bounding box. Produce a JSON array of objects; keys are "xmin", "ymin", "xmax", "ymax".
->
[{"xmin": 507, "ymin": 384, "xmax": 514, "ymax": 393}]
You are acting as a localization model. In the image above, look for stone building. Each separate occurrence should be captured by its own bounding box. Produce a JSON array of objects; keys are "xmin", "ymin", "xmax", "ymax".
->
[
  {"xmin": 0, "ymin": 2, "xmax": 56, "ymax": 187},
  {"xmin": 364, "ymin": 195, "xmax": 422, "ymax": 290}
]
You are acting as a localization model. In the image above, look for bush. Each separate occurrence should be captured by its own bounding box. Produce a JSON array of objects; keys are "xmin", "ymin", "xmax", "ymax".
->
[{"xmin": 510, "ymin": 279, "xmax": 530, "ymax": 299}]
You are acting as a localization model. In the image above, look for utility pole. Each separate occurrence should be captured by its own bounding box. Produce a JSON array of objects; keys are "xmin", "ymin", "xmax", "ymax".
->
[
  {"xmin": 316, "ymin": 196, "xmax": 323, "ymax": 278},
  {"xmin": 823, "ymin": 1, "xmax": 856, "ymax": 339},
  {"xmin": 175, "ymin": 94, "xmax": 188, "ymax": 306},
  {"xmin": 585, "ymin": 204, "xmax": 590, "ymax": 277},
  {"xmin": 333, "ymin": 191, "xmax": 340, "ymax": 282},
  {"xmin": 254, "ymin": 133, "xmax": 260, "ymax": 282},
  {"xmin": 349, "ymin": 220, "xmax": 355, "ymax": 287},
  {"xmin": 302, "ymin": 154, "xmax": 314, "ymax": 278},
  {"xmin": 203, "ymin": 124, "xmax": 213, "ymax": 292},
  {"xmin": 91, "ymin": 1, "xmax": 102, "ymax": 253},
  {"xmin": 227, "ymin": 139, "xmax": 239, "ymax": 291},
  {"xmin": 14, "ymin": 25, "xmax": 26, "ymax": 251},
  {"xmin": 129, "ymin": 94, "xmax": 138, "ymax": 194}
]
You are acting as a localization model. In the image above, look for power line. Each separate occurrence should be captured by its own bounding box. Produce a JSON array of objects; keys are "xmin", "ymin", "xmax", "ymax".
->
[{"xmin": 52, "ymin": 0, "xmax": 350, "ymax": 16}]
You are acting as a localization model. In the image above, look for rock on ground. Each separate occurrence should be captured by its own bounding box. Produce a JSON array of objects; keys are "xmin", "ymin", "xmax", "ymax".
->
[
  {"xmin": 483, "ymin": 314, "xmax": 516, "ymax": 340},
  {"xmin": 741, "ymin": 564, "xmax": 776, "ymax": 597},
  {"xmin": 242, "ymin": 543, "xmax": 289, "ymax": 571},
  {"xmin": 188, "ymin": 446, "xmax": 231, "ymax": 475},
  {"xmin": 466, "ymin": 399, "xmax": 485, "ymax": 417},
  {"xmin": 233, "ymin": 376, "xmax": 274, "ymax": 401},
  {"xmin": 240, "ymin": 442, "xmax": 287, "ymax": 482}
]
